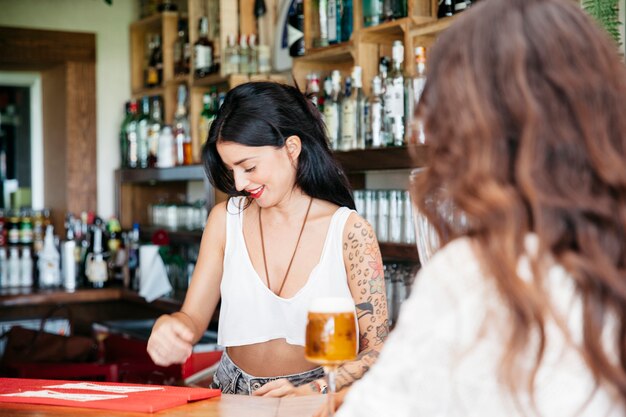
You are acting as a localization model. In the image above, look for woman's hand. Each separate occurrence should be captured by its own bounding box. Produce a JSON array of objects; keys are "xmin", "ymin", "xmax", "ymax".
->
[
  {"xmin": 312, "ymin": 388, "xmax": 349, "ymax": 417},
  {"xmin": 146, "ymin": 313, "xmax": 195, "ymax": 367},
  {"xmin": 252, "ymin": 378, "xmax": 319, "ymax": 397}
]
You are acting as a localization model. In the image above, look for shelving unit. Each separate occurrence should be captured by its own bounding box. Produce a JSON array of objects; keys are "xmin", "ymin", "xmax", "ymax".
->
[{"xmin": 119, "ymin": 0, "xmax": 462, "ymax": 264}]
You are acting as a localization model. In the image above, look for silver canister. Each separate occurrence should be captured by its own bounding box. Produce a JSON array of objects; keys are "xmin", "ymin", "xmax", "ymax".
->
[
  {"xmin": 402, "ymin": 190, "xmax": 416, "ymax": 244},
  {"xmin": 364, "ymin": 189, "xmax": 378, "ymax": 235},
  {"xmin": 389, "ymin": 190, "xmax": 403, "ymax": 243}
]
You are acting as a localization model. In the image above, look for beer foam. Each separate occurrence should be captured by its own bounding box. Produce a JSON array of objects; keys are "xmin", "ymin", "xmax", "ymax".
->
[{"xmin": 309, "ymin": 297, "xmax": 355, "ymax": 313}]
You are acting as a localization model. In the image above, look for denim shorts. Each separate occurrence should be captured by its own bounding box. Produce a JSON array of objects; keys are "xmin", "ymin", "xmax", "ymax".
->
[{"xmin": 211, "ymin": 349, "xmax": 325, "ymax": 395}]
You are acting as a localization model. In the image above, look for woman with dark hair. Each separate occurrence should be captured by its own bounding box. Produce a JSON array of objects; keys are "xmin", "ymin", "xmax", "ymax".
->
[
  {"xmin": 147, "ymin": 81, "xmax": 389, "ymax": 397},
  {"xmin": 337, "ymin": 0, "xmax": 626, "ymax": 415}
]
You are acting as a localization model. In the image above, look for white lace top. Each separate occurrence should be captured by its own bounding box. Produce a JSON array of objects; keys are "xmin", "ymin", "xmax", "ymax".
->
[{"xmin": 337, "ymin": 237, "xmax": 622, "ymax": 417}]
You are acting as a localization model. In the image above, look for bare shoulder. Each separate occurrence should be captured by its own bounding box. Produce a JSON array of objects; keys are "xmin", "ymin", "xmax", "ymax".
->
[{"xmin": 342, "ymin": 211, "xmax": 375, "ymax": 245}]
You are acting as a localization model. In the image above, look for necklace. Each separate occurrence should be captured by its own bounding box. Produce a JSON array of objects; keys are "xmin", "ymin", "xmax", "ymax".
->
[{"xmin": 258, "ymin": 197, "xmax": 314, "ymax": 296}]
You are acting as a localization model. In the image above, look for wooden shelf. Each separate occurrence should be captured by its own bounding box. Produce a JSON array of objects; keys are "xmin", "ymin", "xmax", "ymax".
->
[
  {"xmin": 131, "ymin": 86, "xmax": 165, "ymax": 98},
  {"xmin": 297, "ymin": 41, "xmax": 355, "ymax": 63},
  {"xmin": 130, "ymin": 11, "xmax": 177, "ymax": 31},
  {"xmin": 334, "ymin": 145, "xmax": 428, "ymax": 173},
  {"xmin": 117, "ymin": 165, "xmax": 206, "ymax": 183},
  {"xmin": 360, "ymin": 17, "xmax": 421, "ymax": 43},
  {"xmin": 379, "ymin": 242, "xmax": 419, "ymax": 262},
  {"xmin": 410, "ymin": 15, "xmax": 457, "ymax": 37}
]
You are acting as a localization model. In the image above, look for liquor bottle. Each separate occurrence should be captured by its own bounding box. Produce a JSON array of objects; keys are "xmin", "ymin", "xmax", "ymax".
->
[
  {"xmin": 306, "ymin": 73, "xmax": 321, "ymax": 108},
  {"xmin": 438, "ymin": 0, "xmax": 454, "ymax": 18},
  {"xmin": 379, "ymin": 56, "xmax": 390, "ymax": 94},
  {"xmin": 157, "ymin": 125, "xmax": 176, "ymax": 168},
  {"xmin": 352, "ymin": 66, "xmax": 367, "ymax": 149},
  {"xmin": 126, "ymin": 100, "xmax": 140, "ymax": 169},
  {"xmin": 224, "ymin": 34, "xmax": 240, "ymax": 75},
  {"xmin": 384, "ymin": 41, "xmax": 406, "ymax": 146},
  {"xmin": 407, "ymin": 46, "xmax": 427, "ymax": 144},
  {"xmin": 62, "ymin": 215, "xmax": 78, "ymax": 291},
  {"xmin": 145, "ymin": 34, "xmax": 163, "ymax": 88},
  {"xmin": 173, "ymin": 85, "xmax": 192, "ymax": 165},
  {"xmin": 255, "ymin": 0, "xmax": 273, "ymax": 73},
  {"xmin": 19, "ymin": 209, "xmax": 33, "ymax": 247},
  {"xmin": 454, "ymin": 0, "xmax": 469, "ymax": 13},
  {"xmin": 137, "ymin": 96, "xmax": 151, "ymax": 168},
  {"xmin": 317, "ymin": 0, "xmax": 329, "ymax": 47},
  {"xmin": 323, "ymin": 76, "xmax": 340, "ymax": 149},
  {"xmin": 238, "ymin": 35, "xmax": 250, "ymax": 75},
  {"xmin": 363, "ymin": 0, "xmax": 381, "ymax": 27},
  {"xmin": 329, "ymin": 71, "xmax": 343, "ymax": 149},
  {"xmin": 0, "ymin": 248, "xmax": 7, "ymax": 288},
  {"xmin": 288, "ymin": 0, "xmax": 305, "ymax": 56},
  {"xmin": 127, "ymin": 222, "xmax": 140, "ymax": 291},
  {"xmin": 328, "ymin": 0, "xmax": 340, "ymax": 44},
  {"xmin": 341, "ymin": 0, "xmax": 353, "ymax": 42},
  {"xmin": 107, "ymin": 218, "xmax": 124, "ymax": 287},
  {"xmin": 194, "ymin": 17, "xmax": 215, "ymax": 78},
  {"xmin": 174, "ymin": 19, "xmax": 190, "ymax": 75},
  {"xmin": 7, "ymin": 210, "xmax": 19, "ymax": 247},
  {"xmin": 368, "ymin": 75, "xmax": 385, "ymax": 148},
  {"xmin": 85, "ymin": 225, "xmax": 107, "ymax": 289},
  {"xmin": 248, "ymin": 34, "xmax": 259, "ymax": 75},
  {"xmin": 199, "ymin": 90, "xmax": 216, "ymax": 146},
  {"xmin": 341, "ymin": 76, "xmax": 356, "ymax": 151},
  {"xmin": 119, "ymin": 102, "xmax": 132, "ymax": 168},
  {"xmin": 8, "ymin": 247, "xmax": 19, "ymax": 287},
  {"xmin": 38, "ymin": 224, "xmax": 60, "ymax": 288},
  {"xmin": 147, "ymin": 96, "xmax": 162, "ymax": 168}
]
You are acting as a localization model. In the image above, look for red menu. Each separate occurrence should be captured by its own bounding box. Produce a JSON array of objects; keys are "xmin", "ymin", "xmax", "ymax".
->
[{"xmin": 0, "ymin": 378, "xmax": 220, "ymax": 413}]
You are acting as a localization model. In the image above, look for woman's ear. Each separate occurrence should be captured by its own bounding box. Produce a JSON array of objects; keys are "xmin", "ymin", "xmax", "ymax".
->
[{"xmin": 285, "ymin": 135, "xmax": 302, "ymax": 162}]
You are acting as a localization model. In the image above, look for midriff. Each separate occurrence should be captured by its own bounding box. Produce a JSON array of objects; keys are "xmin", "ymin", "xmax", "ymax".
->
[{"xmin": 227, "ymin": 338, "xmax": 319, "ymax": 377}]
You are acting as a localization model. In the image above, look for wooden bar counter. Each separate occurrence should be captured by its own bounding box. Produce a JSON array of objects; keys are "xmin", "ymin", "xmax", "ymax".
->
[{"xmin": 0, "ymin": 394, "xmax": 325, "ymax": 416}]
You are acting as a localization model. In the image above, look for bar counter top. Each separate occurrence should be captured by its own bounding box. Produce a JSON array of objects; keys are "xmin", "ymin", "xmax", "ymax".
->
[{"xmin": 0, "ymin": 394, "xmax": 325, "ymax": 417}]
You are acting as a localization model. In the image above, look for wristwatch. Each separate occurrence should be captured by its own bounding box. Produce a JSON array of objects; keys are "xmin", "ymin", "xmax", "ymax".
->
[{"xmin": 312, "ymin": 379, "xmax": 328, "ymax": 394}]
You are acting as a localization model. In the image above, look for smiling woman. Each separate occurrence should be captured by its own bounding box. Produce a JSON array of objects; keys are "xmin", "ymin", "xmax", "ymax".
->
[{"xmin": 147, "ymin": 82, "xmax": 389, "ymax": 406}]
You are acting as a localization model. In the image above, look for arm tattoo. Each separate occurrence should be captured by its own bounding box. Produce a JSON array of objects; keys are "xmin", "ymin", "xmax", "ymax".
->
[{"xmin": 335, "ymin": 219, "xmax": 389, "ymax": 390}]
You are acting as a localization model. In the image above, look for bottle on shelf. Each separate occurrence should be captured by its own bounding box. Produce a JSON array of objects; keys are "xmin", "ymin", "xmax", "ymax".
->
[
  {"xmin": 363, "ymin": 0, "xmax": 381, "ymax": 27},
  {"xmin": 126, "ymin": 100, "xmax": 140, "ymax": 169},
  {"xmin": 107, "ymin": 218, "xmax": 124, "ymax": 287},
  {"xmin": 119, "ymin": 102, "xmax": 132, "ymax": 169},
  {"xmin": 127, "ymin": 222, "xmax": 140, "ymax": 291},
  {"xmin": 454, "ymin": 0, "xmax": 471, "ymax": 14},
  {"xmin": 174, "ymin": 19, "xmax": 190, "ymax": 76},
  {"xmin": 38, "ymin": 224, "xmax": 60, "ymax": 288},
  {"xmin": 157, "ymin": 125, "xmax": 176, "ymax": 168},
  {"xmin": 384, "ymin": 40, "xmax": 406, "ymax": 146},
  {"xmin": 317, "ymin": 0, "xmax": 329, "ymax": 47},
  {"xmin": 0, "ymin": 210, "xmax": 5, "ymax": 248},
  {"xmin": 288, "ymin": 0, "xmax": 305, "ymax": 57},
  {"xmin": 224, "ymin": 34, "xmax": 240, "ymax": 75},
  {"xmin": 0, "ymin": 248, "xmax": 7, "ymax": 288},
  {"xmin": 62, "ymin": 214, "xmax": 78, "ymax": 291},
  {"xmin": 327, "ymin": 0, "xmax": 340, "ymax": 44},
  {"xmin": 407, "ymin": 46, "xmax": 427, "ymax": 144},
  {"xmin": 85, "ymin": 225, "xmax": 107, "ymax": 289},
  {"xmin": 173, "ymin": 84, "xmax": 192, "ymax": 165},
  {"xmin": 438, "ymin": 0, "xmax": 454, "ymax": 18},
  {"xmin": 20, "ymin": 246, "xmax": 33, "ymax": 288},
  {"xmin": 341, "ymin": 0, "xmax": 353, "ymax": 42},
  {"xmin": 194, "ymin": 16, "xmax": 216, "ymax": 78},
  {"xmin": 199, "ymin": 89, "xmax": 217, "ymax": 147},
  {"xmin": 248, "ymin": 34, "xmax": 259, "ymax": 75},
  {"xmin": 306, "ymin": 73, "xmax": 321, "ymax": 108},
  {"xmin": 147, "ymin": 96, "xmax": 163, "ymax": 168},
  {"xmin": 323, "ymin": 73, "xmax": 341, "ymax": 150},
  {"xmin": 341, "ymin": 76, "xmax": 356, "ymax": 151},
  {"xmin": 352, "ymin": 66, "xmax": 367, "ymax": 149},
  {"xmin": 145, "ymin": 34, "xmax": 163, "ymax": 88},
  {"xmin": 137, "ymin": 96, "xmax": 151, "ymax": 168},
  {"xmin": 8, "ymin": 246, "xmax": 20, "ymax": 288},
  {"xmin": 367, "ymin": 75, "xmax": 384, "ymax": 148},
  {"xmin": 238, "ymin": 34, "xmax": 250, "ymax": 75},
  {"xmin": 19, "ymin": 209, "xmax": 33, "ymax": 247}
]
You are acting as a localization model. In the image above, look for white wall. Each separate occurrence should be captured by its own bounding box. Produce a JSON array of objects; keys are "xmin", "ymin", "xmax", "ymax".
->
[{"xmin": 0, "ymin": 0, "xmax": 139, "ymax": 219}]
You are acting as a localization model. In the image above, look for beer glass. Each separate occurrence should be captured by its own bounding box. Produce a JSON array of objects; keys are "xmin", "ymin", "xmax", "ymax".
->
[{"xmin": 305, "ymin": 297, "xmax": 358, "ymax": 417}]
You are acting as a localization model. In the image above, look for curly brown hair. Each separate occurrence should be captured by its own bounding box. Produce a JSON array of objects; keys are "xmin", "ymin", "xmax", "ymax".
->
[{"xmin": 415, "ymin": 0, "xmax": 626, "ymax": 406}]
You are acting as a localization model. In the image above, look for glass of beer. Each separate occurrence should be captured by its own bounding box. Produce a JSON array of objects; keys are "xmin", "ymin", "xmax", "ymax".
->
[{"xmin": 305, "ymin": 297, "xmax": 358, "ymax": 417}]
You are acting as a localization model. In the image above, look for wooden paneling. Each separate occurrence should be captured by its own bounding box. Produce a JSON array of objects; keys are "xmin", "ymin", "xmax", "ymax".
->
[
  {"xmin": 66, "ymin": 61, "xmax": 97, "ymax": 216},
  {"xmin": 0, "ymin": 27, "xmax": 95, "ymax": 67}
]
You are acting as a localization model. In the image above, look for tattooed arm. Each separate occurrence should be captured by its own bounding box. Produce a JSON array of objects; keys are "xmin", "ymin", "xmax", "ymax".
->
[{"xmin": 333, "ymin": 212, "xmax": 389, "ymax": 390}]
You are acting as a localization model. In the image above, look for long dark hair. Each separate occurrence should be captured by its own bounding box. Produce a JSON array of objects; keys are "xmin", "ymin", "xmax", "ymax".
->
[
  {"xmin": 416, "ymin": 0, "xmax": 626, "ymax": 407},
  {"xmin": 202, "ymin": 81, "xmax": 355, "ymax": 210}
]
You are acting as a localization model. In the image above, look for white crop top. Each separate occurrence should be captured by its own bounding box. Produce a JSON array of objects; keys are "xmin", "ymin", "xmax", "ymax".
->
[{"xmin": 217, "ymin": 197, "xmax": 355, "ymax": 347}]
